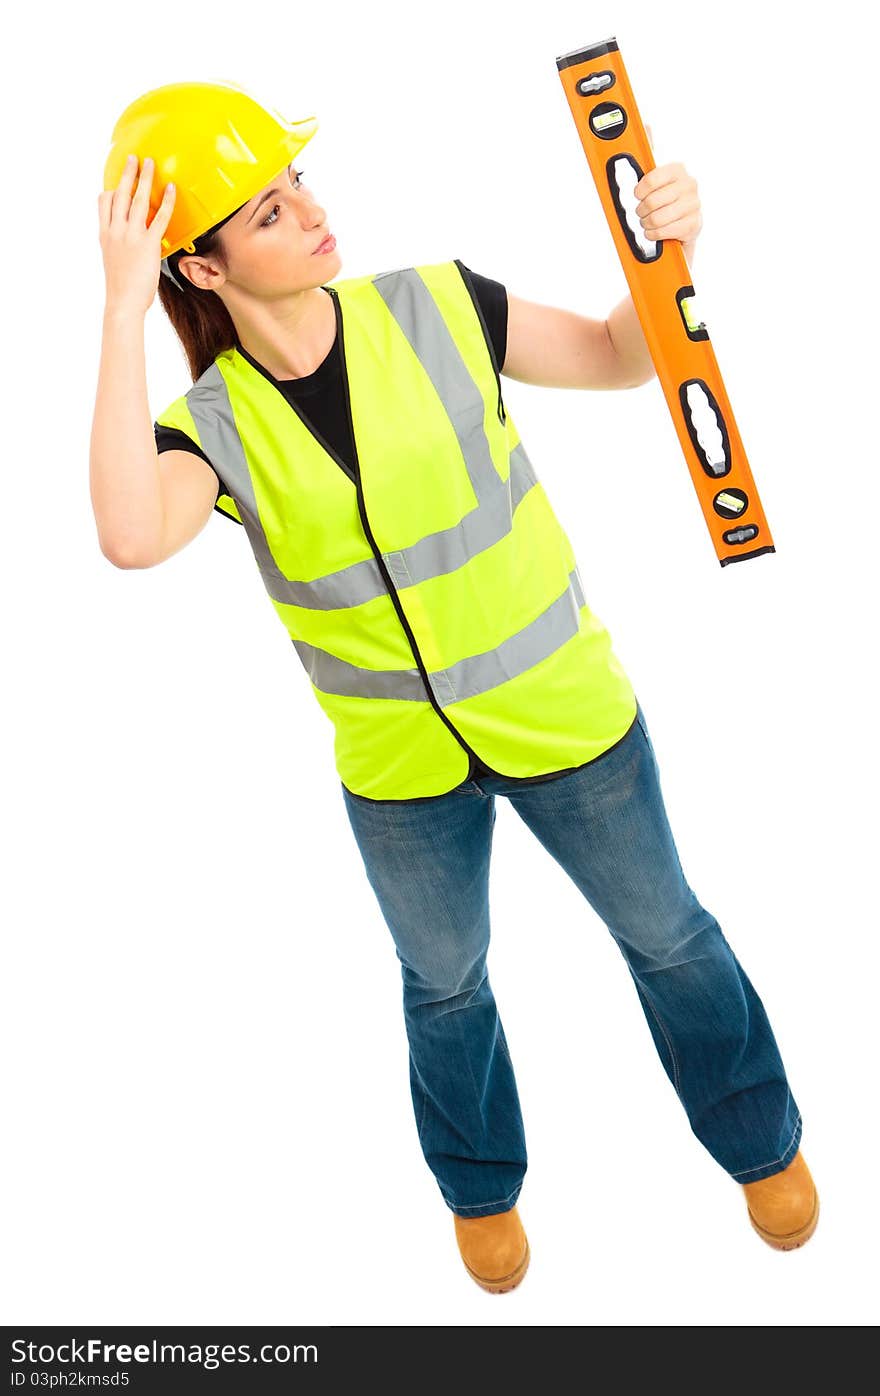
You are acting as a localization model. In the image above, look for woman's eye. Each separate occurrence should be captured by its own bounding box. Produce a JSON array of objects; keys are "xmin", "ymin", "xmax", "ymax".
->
[{"xmin": 261, "ymin": 170, "xmax": 306, "ymax": 227}]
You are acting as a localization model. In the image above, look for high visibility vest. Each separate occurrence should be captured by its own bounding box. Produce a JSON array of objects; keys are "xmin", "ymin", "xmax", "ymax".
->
[{"xmin": 155, "ymin": 258, "xmax": 638, "ymax": 800}]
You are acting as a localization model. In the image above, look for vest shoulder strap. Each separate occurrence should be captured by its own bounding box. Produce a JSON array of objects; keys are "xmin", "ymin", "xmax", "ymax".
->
[{"xmin": 153, "ymin": 386, "xmax": 242, "ymax": 524}]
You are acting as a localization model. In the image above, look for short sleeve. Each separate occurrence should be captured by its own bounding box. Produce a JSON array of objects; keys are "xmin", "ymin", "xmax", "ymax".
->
[
  {"xmin": 456, "ymin": 262, "xmax": 508, "ymax": 373},
  {"xmin": 153, "ymin": 394, "xmax": 243, "ymax": 526}
]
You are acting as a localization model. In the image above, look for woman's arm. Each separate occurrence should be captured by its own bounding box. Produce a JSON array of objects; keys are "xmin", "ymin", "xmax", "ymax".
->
[
  {"xmin": 89, "ymin": 304, "xmax": 168, "ymax": 566},
  {"xmin": 90, "ymin": 305, "xmax": 220, "ymax": 567},
  {"xmin": 503, "ymin": 149, "xmax": 702, "ymax": 392},
  {"xmin": 91, "ymin": 154, "xmax": 218, "ymax": 567},
  {"xmin": 504, "ymin": 294, "xmax": 638, "ymax": 391}
]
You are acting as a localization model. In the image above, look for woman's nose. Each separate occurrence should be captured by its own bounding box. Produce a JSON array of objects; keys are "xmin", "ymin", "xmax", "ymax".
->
[{"xmin": 300, "ymin": 198, "xmax": 325, "ymax": 226}]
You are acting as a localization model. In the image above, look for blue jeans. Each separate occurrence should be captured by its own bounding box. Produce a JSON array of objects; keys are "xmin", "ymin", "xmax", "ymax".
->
[{"xmin": 340, "ymin": 700, "xmax": 802, "ymax": 1217}]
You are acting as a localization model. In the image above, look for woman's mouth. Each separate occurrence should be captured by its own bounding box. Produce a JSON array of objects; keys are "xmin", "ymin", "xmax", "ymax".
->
[{"xmin": 312, "ymin": 234, "xmax": 336, "ymax": 255}]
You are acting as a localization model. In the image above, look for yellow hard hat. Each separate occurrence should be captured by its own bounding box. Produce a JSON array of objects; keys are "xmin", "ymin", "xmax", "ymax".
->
[{"xmin": 103, "ymin": 79, "xmax": 319, "ymax": 257}]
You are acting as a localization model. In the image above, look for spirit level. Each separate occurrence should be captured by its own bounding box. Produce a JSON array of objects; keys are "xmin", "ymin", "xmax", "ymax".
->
[{"xmin": 556, "ymin": 36, "xmax": 775, "ymax": 567}]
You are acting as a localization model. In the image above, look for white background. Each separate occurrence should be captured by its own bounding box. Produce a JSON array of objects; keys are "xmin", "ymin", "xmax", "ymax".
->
[{"xmin": 3, "ymin": 0, "xmax": 877, "ymax": 1328}]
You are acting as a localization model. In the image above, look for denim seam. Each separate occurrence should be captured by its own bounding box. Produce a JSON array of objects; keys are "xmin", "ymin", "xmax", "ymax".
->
[
  {"xmin": 729, "ymin": 1111, "xmax": 802, "ymax": 1181},
  {"xmin": 496, "ymin": 1017, "xmax": 513, "ymax": 1068},
  {"xmin": 416, "ymin": 1085, "xmax": 428, "ymax": 1144},
  {"xmin": 642, "ymin": 993, "xmax": 682, "ymax": 1095},
  {"xmin": 446, "ymin": 1185, "xmax": 522, "ymax": 1211}
]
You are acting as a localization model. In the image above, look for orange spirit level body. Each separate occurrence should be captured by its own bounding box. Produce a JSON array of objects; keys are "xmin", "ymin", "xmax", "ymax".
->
[{"xmin": 556, "ymin": 36, "xmax": 775, "ymax": 567}]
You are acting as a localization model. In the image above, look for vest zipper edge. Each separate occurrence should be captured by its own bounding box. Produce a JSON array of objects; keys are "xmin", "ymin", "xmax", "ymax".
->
[{"xmin": 334, "ymin": 279, "xmax": 516, "ymax": 787}]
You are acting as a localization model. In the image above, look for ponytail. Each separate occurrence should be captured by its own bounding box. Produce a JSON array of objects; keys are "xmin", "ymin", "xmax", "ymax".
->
[{"xmin": 157, "ymin": 210, "xmax": 240, "ymax": 381}]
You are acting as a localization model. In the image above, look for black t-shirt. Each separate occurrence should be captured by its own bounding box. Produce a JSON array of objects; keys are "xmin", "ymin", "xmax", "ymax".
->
[{"xmin": 154, "ymin": 264, "xmax": 573, "ymax": 789}]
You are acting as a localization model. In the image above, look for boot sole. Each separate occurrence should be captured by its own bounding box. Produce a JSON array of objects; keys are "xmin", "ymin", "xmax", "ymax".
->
[
  {"xmin": 747, "ymin": 1189, "xmax": 820, "ymax": 1251},
  {"xmin": 462, "ymin": 1237, "xmax": 531, "ymax": 1293}
]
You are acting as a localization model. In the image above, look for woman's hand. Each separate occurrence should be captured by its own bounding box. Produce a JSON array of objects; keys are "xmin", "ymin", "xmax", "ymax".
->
[
  {"xmin": 633, "ymin": 125, "xmax": 703, "ymax": 266},
  {"xmin": 98, "ymin": 154, "xmax": 176, "ymax": 318}
]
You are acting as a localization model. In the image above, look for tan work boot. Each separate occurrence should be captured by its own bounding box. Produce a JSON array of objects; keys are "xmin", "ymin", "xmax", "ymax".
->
[
  {"xmin": 741, "ymin": 1149, "xmax": 819, "ymax": 1250},
  {"xmin": 453, "ymin": 1204, "xmax": 530, "ymax": 1293}
]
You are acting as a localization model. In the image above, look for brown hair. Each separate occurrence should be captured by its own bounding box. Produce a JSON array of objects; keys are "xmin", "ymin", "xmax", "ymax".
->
[{"xmin": 157, "ymin": 217, "xmax": 240, "ymax": 382}]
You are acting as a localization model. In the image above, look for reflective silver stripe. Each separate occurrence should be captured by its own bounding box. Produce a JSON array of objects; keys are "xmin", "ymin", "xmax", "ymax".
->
[
  {"xmin": 187, "ymin": 364, "xmax": 389, "ymax": 612},
  {"xmin": 292, "ymin": 567, "xmax": 585, "ymax": 704},
  {"xmin": 431, "ymin": 565, "xmax": 586, "ymax": 706},
  {"xmin": 290, "ymin": 641, "xmax": 426, "ymax": 701},
  {"xmin": 187, "ymin": 354, "xmax": 540, "ymax": 608},
  {"xmin": 374, "ymin": 268, "xmax": 504, "ymax": 508},
  {"xmin": 383, "ymin": 438, "xmax": 536, "ymax": 589},
  {"xmin": 377, "ymin": 269, "xmax": 538, "ymax": 587}
]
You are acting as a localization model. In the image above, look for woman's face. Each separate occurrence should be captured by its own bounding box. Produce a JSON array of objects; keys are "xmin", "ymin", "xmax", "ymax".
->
[{"xmin": 210, "ymin": 160, "xmax": 340, "ymax": 295}]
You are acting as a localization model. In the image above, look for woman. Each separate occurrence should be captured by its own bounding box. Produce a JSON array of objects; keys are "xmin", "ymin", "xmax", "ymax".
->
[{"xmin": 92, "ymin": 81, "xmax": 818, "ymax": 1294}]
